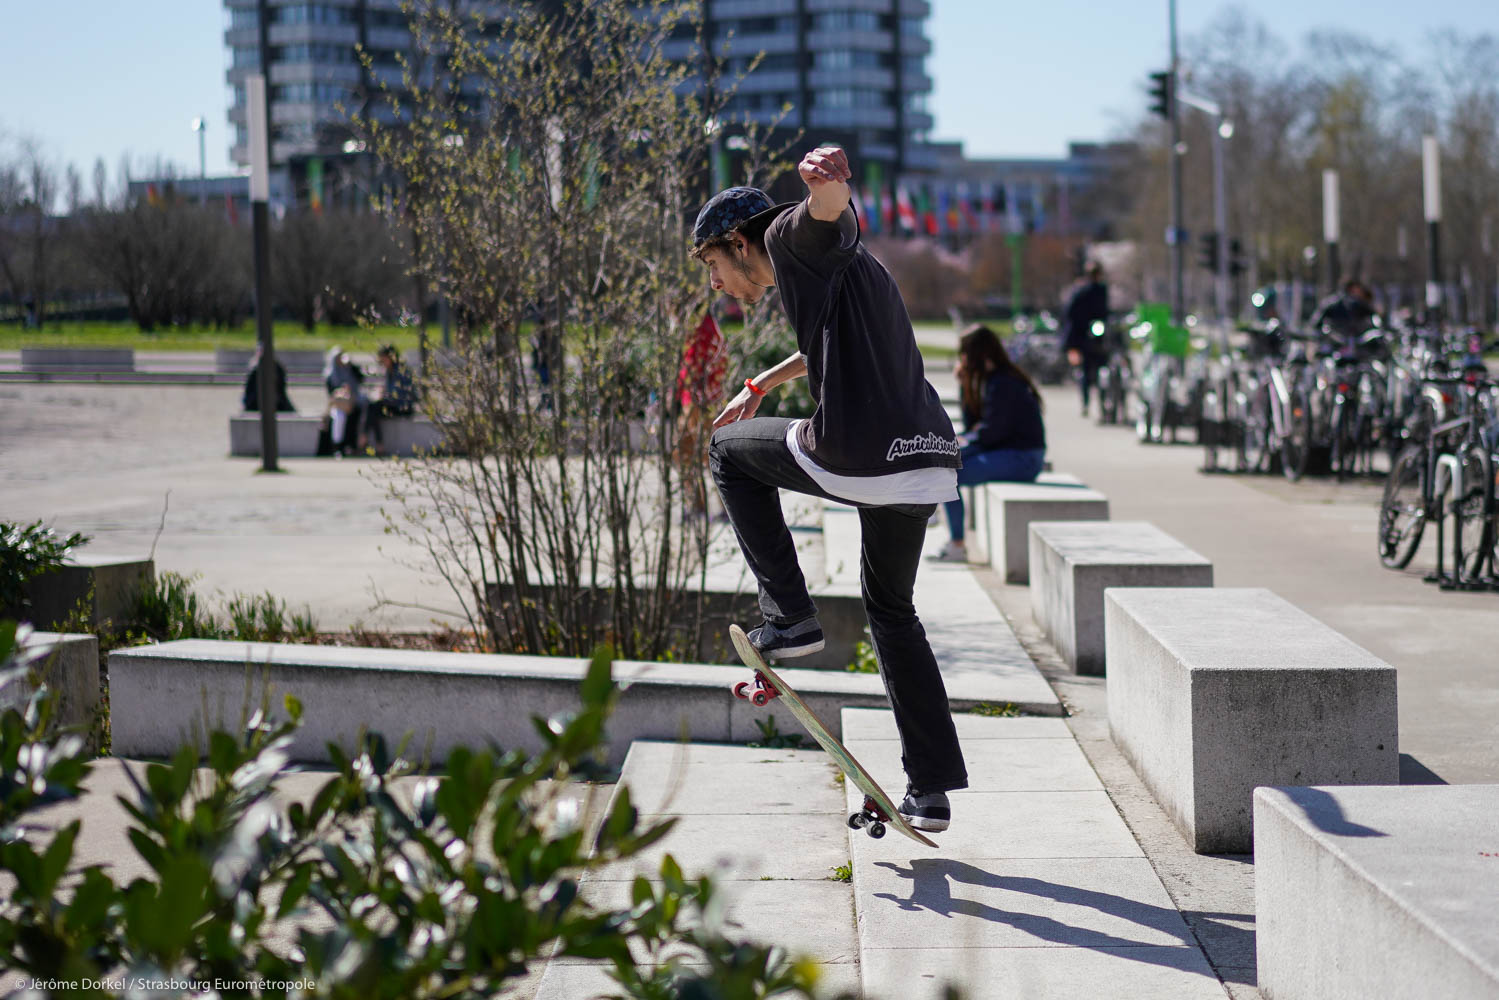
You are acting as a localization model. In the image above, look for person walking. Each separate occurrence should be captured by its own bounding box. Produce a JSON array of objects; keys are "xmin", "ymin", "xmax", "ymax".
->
[
  {"xmin": 691, "ymin": 146, "xmax": 967, "ymax": 832},
  {"xmin": 933, "ymin": 325, "xmax": 1047, "ymax": 562},
  {"xmin": 1060, "ymin": 260, "xmax": 1110, "ymax": 416}
]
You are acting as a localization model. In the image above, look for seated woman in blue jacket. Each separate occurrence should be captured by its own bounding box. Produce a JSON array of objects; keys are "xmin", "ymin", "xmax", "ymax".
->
[{"xmin": 935, "ymin": 324, "xmax": 1047, "ymax": 561}]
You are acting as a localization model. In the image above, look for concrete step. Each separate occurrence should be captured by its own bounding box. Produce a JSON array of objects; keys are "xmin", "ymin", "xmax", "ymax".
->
[
  {"xmin": 534, "ymin": 741, "xmax": 862, "ymax": 999},
  {"xmin": 841, "ymin": 707, "xmax": 1229, "ymax": 999},
  {"xmin": 822, "ymin": 502, "xmax": 1059, "ymax": 713}
]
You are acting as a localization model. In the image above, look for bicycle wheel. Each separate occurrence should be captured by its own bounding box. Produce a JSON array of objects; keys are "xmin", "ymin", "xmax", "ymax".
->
[
  {"xmin": 1281, "ymin": 388, "xmax": 1312, "ymax": 482},
  {"xmin": 1452, "ymin": 443, "xmax": 1494, "ymax": 584},
  {"xmin": 1331, "ymin": 401, "xmax": 1357, "ymax": 482},
  {"xmin": 1241, "ymin": 382, "xmax": 1272, "ymax": 474},
  {"xmin": 1378, "ymin": 445, "xmax": 1428, "ymax": 569}
]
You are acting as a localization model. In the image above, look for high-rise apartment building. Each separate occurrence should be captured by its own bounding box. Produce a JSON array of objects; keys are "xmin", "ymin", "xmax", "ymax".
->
[{"xmin": 223, "ymin": 1, "xmax": 937, "ymax": 206}]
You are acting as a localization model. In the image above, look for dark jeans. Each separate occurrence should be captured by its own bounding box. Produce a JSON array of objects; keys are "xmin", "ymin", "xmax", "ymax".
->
[
  {"xmin": 708, "ymin": 417, "xmax": 968, "ymax": 793},
  {"xmin": 945, "ymin": 444, "xmax": 1047, "ymax": 541},
  {"xmin": 1077, "ymin": 354, "xmax": 1104, "ymax": 408}
]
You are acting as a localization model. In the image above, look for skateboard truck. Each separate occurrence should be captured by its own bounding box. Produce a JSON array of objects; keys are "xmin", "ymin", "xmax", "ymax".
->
[
  {"xmin": 732, "ymin": 671, "xmax": 781, "ymax": 707},
  {"xmin": 847, "ymin": 795, "xmax": 889, "ymax": 840}
]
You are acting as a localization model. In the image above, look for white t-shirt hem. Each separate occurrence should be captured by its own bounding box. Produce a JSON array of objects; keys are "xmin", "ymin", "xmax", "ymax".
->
[{"xmin": 785, "ymin": 420, "xmax": 959, "ymax": 506}]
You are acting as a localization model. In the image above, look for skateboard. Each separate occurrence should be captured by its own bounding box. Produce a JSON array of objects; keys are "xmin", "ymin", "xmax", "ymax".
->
[{"xmin": 728, "ymin": 624, "xmax": 937, "ymax": 848}]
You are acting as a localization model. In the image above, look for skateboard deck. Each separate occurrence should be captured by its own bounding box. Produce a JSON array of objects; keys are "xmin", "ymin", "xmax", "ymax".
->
[{"xmin": 728, "ymin": 624, "xmax": 937, "ymax": 849}]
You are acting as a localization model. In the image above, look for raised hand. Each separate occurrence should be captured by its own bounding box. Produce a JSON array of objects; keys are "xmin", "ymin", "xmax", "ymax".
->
[{"xmin": 799, "ymin": 146, "xmax": 851, "ymax": 189}]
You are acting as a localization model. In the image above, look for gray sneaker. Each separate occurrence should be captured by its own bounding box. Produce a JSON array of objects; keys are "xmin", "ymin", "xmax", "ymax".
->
[
  {"xmin": 898, "ymin": 785, "xmax": 951, "ymax": 832},
  {"xmin": 746, "ymin": 617, "xmax": 825, "ymax": 661}
]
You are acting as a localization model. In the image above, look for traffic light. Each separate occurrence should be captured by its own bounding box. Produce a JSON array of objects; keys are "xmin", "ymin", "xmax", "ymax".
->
[
  {"xmin": 1229, "ymin": 238, "xmax": 1247, "ymax": 276},
  {"xmin": 1197, "ymin": 231, "xmax": 1219, "ymax": 271},
  {"xmin": 1148, "ymin": 71, "xmax": 1173, "ymax": 119}
]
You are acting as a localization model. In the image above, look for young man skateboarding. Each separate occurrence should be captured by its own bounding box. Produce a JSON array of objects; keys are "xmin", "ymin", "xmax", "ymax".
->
[{"xmin": 691, "ymin": 146, "xmax": 968, "ymax": 832}]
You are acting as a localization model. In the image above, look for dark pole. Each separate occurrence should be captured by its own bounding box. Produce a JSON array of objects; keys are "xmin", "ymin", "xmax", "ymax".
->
[
  {"xmin": 1423, "ymin": 135, "xmax": 1443, "ymax": 324},
  {"xmin": 1168, "ymin": 0, "xmax": 1184, "ymax": 324},
  {"xmin": 249, "ymin": 72, "xmax": 280, "ymax": 472}
]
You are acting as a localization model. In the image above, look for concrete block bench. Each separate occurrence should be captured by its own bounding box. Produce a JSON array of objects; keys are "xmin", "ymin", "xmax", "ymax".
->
[
  {"xmin": 1108, "ymin": 588, "xmax": 1398, "ymax": 853},
  {"xmin": 6, "ymin": 632, "xmax": 100, "ymax": 742},
  {"xmin": 107, "ymin": 640, "xmax": 917, "ymax": 768},
  {"xmin": 20, "ymin": 347, "xmax": 134, "ymax": 372},
  {"xmin": 1030, "ymin": 521, "xmax": 1211, "ymax": 675},
  {"xmin": 229, "ymin": 414, "xmax": 445, "ymax": 457},
  {"xmin": 215, "ymin": 347, "xmax": 328, "ymax": 374},
  {"xmin": 1255, "ymin": 785, "xmax": 1498, "ymax": 999},
  {"xmin": 983, "ymin": 474, "xmax": 1109, "ymax": 582},
  {"xmin": 21, "ymin": 554, "xmax": 154, "ymax": 631}
]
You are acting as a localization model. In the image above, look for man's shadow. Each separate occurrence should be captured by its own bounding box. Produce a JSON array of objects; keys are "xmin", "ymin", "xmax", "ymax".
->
[{"xmin": 873, "ymin": 858, "xmax": 1252, "ymax": 978}]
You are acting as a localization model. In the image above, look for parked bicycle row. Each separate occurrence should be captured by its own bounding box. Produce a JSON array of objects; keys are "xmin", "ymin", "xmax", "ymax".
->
[{"xmin": 1071, "ymin": 293, "xmax": 1499, "ymax": 590}]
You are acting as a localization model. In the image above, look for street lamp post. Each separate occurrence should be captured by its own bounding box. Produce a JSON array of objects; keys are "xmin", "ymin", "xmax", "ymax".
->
[
  {"xmin": 1167, "ymin": 0, "xmax": 1184, "ymax": 326},
  {"xmin": 248, "ymin": 73, "xmax": 280, "ymax": 473},
  {"xmin": 1213, "ymin": 120, "xmax": 1232, "ymax": 323},
  {"xmin": 1323, "ymin": 169, "xmax": 1340, "ymax": 295},
  {"xmin": 192, "ymin": 117, "xmax": 207, "ymax": 204},
  {"xmin": 1423, "ymin": 135, "xmax": 1443, "ymax": 323}
]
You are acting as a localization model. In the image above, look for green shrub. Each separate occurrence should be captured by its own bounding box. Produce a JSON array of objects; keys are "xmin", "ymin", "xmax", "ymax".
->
[
  {"xmin": 0, "ymin": 520, "xmax": 89, "ymax": 618},
  {"xmin": 0, "ymin": 640, "xmax": 838, "ymax": 998},
  {"xmin": 129, "ymin": 571, "xmax": 225, "ymax": 642},
  {"xmin": 224, "ymin": 591, "xmax": 318, "ymax": 643},
  {"xmin": 845, "ymin": 639, "xmax": 880, "ymax": 674}
]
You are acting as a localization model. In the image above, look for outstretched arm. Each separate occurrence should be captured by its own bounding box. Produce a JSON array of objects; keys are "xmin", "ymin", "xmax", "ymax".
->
[
  {"xmin": 801, "ymin": 146, "xmax": 852, "ymax": 222},
  {"xmin": 712, "ymin": 352, "xmax": 808, "ymax": 429}
]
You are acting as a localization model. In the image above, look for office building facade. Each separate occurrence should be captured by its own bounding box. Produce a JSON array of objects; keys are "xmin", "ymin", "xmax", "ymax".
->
[{"xmin": 223, "ymin": 0, "xmax": 937, "ymax": 207}]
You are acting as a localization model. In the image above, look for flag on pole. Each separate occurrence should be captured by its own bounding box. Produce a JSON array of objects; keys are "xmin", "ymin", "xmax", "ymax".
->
[
  {"xmin": 958, "ymin": 183, "xmax": 979, "ymax": 233},
  {"xmin": 942, "ymin": 184, "xmax": 959, "ymax": 234},
  {"xmin": 980, "ymin": 184, "xmax": 996, "ymax": 233},
  {"xmin": 896, "ymin": 183, "xmax": 917, "ymax": 234},
  {"xmin": 882, "ymin": 183, "xmax": 896, "ymax": 232},
  {"xmin": 918, "ymin": 185, "xmax": 937, "ymax": 236}
]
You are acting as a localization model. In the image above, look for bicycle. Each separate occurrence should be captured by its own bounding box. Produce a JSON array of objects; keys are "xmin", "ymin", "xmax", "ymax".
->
[{"xmin": 1377, "ymin": 368, "xmax": 1497, "ymax": 589}]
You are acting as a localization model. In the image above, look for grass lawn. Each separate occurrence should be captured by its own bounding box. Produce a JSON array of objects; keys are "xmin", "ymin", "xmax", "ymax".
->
[{"xmin": 0, "ymin": 322, "xmax": 428, "ymax": 353}]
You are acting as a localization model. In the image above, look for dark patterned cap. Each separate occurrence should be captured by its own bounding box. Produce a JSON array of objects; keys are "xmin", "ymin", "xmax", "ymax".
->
[{"xmin": 693, "ymin": 186, "xmax": 795, "ymax": 246}]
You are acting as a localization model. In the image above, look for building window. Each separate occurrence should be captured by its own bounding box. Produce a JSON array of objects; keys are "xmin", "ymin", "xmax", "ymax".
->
[
  {"xmin": 820, "ymin": 89, "xmax": 854, "ymax": 108},
  {"xmin": 232, "ymin": 46, "xmax": 260, "ymax": 68},
  {"xmin": 815, "ymin": 11, "xmax": 879, "ymax": 32},
  {"xmin": 816, "ymin": 49, "xmax": 852, "ymax": 70},
  {"xmin": 275, "ymin": 5, "xmax": 358, "ymax": 26},
  {"xmin": 274, "ymin": 82, "xmax": 355, "ymax": 104},
  {"xmin": 230, "ymin": 8, "xmax": 259, "ymax": 30},
  {"xmin": 901, "ymin": 55, "xmax": 925, "ymax": 78},
  {"xmin": 274, "ymin": 43, "xmax": 358, "ymax": 65},
  {"xmin": 899, "ymin": 17, "xmax": 923, "ymax": 36},
  {"xmin": 235, "ymin": 124, "xmax": 249, "ymax": 147}
]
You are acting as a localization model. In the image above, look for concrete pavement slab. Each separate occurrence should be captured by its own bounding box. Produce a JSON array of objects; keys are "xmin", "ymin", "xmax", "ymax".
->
[
  {"xmin": 855, "ymin": 856, "xmax": 1195, "ymax": 950},
  {"xmin": 849, "ymin": 737, "xmax": 1104, "ymax": 793},
  {"xmin": 558, "ymin": 878, "xmax": 860, "ymax": 967},
  {"xmin": 589, "ymin": 812, "xmax": 848, "ymax": 882},
  {"xmin": 860, "ymin": 945, "xmax": 1225, "ymax": 1000},
  {"xmin": 537, "ymin": 960, "xmax": 862, "ymax": 1000},
  {"xmin": 603, "ymin": 742, "xmax": 842, "ymax": 816},
  {"xmin": 841, "ymin": 708, "xmax": 1070, "ymax": 741},
  {"xmin": 851, "ymin": 790, "xmax": 1145, "ymax": 861}
]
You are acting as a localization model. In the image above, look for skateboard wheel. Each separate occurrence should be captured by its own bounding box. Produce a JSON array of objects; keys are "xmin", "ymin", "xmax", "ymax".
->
[
  {"xmin": 848, "ymin": 813, "xmax": 863, "ymax": 830},
  {"xmin": 751, "ymin": 690, "xmax": 769, "ymax": 707},
  {"xmin": 868, "ymin": 821, "xmax": 886, "ymax": 839},
  {"xmin": 732, "ymin": 681, "xmax": 750, "ymax": 700}
]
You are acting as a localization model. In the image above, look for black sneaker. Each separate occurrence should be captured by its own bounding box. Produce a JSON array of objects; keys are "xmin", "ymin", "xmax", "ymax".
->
[
  {"xmin": 746, "ymin": 617, "xmax": 825, "ymax": 661},
  {"xmin": 898, "ymin": 785, "xmax": 951, "ymax": 833}
]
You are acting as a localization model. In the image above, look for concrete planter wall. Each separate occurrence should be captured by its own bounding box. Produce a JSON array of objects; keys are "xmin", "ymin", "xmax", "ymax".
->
[
  {"xmin": 20, "ymin": 347, "xmax": 134, "ymax": 372},
  {"xmin": 20, "ymin": 555, "xmax": 154, "ymax": 631}
]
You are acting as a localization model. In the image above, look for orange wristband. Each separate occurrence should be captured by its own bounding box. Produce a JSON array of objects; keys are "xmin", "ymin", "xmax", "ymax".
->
[{"xmin": 744, "ymin": 377, "xmax": 767, "ymax": 397}]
